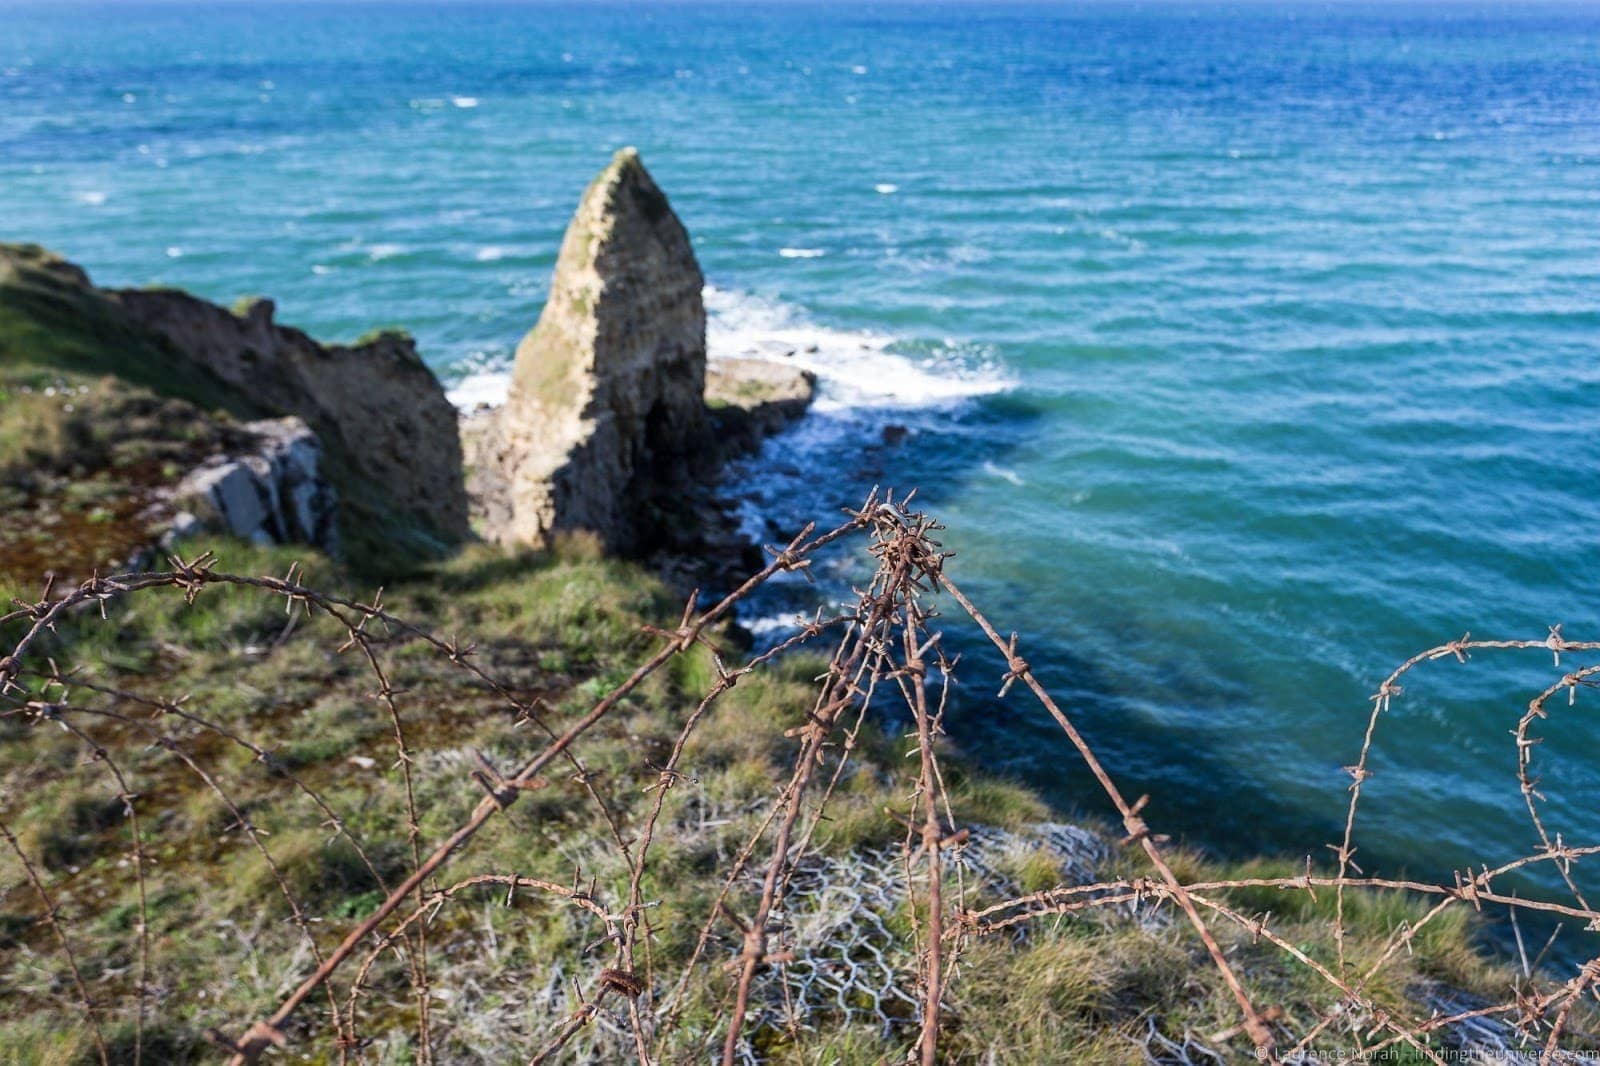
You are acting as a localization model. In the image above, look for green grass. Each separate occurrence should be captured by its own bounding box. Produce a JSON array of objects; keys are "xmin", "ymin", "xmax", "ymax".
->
[{"xmin": 0, "ymin": 536, "xmax": 1579, "ymax": 1064}]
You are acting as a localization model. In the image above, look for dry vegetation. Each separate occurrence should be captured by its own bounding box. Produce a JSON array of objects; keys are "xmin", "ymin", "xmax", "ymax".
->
[{"xmin": 2, "ymin": 494, "xmax": 1597, "ymax": 1064}]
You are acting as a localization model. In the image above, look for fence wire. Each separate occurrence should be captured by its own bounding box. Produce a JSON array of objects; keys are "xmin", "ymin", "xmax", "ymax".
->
[{"xmin": 1, "ymin": 491, "xmax": 1598, "ymax": 1063}]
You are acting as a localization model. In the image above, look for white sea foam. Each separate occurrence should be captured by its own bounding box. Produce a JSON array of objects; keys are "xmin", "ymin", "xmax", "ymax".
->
[
  {"xmin": 444, "ymin": 346, "xmax": 517, "ymax": 410},
  {"xmin": 704, "ymin": 286, "xmax": 1011, "ymax": 411},
  {"xmin": 778, "ymin": 247, "xmax": 825, "ymax": 259},
  {"xmin": 740, "ymin": 613, "xmax": 811, "ymax": 639},
  {"xmin": 448, "ymin": 368, "xmax": 513, "ymax": 409},
  {"xmin": 367, "ymin": 243, "xmax": 404, "ymax": 261},
  {"xmin": 76, "ymin": 191, "xmax": 107, "ymax": 206},
  {"xmin": 874, "ymin": 183, "xmax": 898, "ymax": 195},
  {"xmin": 452, "ymin": 96, "xmax": 480, "ymax": 109},
  {"xmin": 982, "ymin": 461, "xmax": 1025, "ymax": 487},
  {"xmin": 445, "ymin": 286, "xmax": 1011, "ymax": 413},
  {"xmin": 475, "ymin": 245, "xmax": 505, "ymax": 262}
]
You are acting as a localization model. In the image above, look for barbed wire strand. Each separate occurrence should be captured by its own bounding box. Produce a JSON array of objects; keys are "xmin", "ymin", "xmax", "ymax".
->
[{"xmin": 3, "ymin": 491, "xmax": 1599, "ymax": 1064}]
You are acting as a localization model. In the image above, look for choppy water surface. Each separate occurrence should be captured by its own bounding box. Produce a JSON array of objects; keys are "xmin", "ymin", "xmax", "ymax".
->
[{"xmin": 5, "ymin": 2, "xmax": 1600, "ymax": 907}]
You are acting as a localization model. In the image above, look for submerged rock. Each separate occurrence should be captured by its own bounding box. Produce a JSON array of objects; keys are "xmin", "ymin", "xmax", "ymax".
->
[{"xmin": 467, "ymin": 148, "xmax": 712, "ymax": 553}]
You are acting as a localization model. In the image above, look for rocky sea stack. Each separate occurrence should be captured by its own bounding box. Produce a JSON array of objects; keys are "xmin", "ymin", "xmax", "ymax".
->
[
  {"xmin": 465, "ymin": 147, "xmax": 814, "ymax": 573},
  {"xmin": 466, "ymin": 148, "xmax": 713, "ymax": 554}
]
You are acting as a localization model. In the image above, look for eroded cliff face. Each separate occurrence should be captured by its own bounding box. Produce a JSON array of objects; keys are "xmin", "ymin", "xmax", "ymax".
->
[
  {"xmin": 114, "ymin": 289, "xmax": 470, "ymax": 549},
  {"xmin": 0, "ymin": 241, "xmax": 467, "ymax": 578},
  {"xmin": 466, "ymin": 148, "xmax": 711, "ymax": 554}
]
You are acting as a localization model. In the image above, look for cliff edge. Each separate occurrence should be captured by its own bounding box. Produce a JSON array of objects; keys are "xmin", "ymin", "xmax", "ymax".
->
[
  {"xmin": 0, "ymin": 243, "xmax": 467, "ymax": 578},
  {"xmin": 114, "ymin": 287, "xmax": 469, "ymax": 550}
]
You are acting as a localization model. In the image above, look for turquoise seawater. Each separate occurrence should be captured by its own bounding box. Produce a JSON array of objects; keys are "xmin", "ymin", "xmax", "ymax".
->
[{"xmin": 5, "ymin": 2, "xmax": 1600, "ymax": 907}]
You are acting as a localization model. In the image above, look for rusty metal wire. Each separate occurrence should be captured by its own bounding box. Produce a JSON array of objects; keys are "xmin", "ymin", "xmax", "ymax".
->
[{"xmin": 2, "ymin": 490, "xmax": 1599, "ymax": 1063}]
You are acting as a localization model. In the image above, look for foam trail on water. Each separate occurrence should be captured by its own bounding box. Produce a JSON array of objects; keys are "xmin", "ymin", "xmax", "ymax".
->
[{"xmin": 982, "ymin": 460, "xmax": 1026, "ymax": 487}]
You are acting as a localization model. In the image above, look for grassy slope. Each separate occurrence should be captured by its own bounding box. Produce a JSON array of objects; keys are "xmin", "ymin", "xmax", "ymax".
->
[
  {"xmin": 0, "ymin": 536, "xmax": 1537, "ymax": 1065},
  {"xmin": 0, "ymin": 245, "xmax": 1574, "ymax": 1064}
]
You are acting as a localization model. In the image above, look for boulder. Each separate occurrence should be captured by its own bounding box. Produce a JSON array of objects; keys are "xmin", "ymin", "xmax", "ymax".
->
[
  {"xmin": 168, "ymin": 416, "xmax": 337, "ymax": 550},
  {"xmin": 466, "ymin": 148, "xmax": 711, "ymax": 553}
]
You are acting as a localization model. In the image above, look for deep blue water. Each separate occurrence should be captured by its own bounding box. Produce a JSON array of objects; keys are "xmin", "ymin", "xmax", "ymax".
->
[{"xmin": 5, "ymin": 1, "xmax": 1600, "ymax": 916}]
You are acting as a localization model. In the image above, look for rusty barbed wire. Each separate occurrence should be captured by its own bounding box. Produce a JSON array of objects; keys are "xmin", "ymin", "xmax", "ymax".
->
[{"xmin": 1, "ymin": 489, "xmax": 1598, "ymax": 1063}]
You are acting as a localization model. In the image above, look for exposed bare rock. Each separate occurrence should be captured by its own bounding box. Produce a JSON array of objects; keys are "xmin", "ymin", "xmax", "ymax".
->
[
  {"xmin": 466, "ymin": 148, "xmax": 711, "ymax": 553},
  {"xmin": 705, "ymin": 357, "xmax": 817, "ymax": 457},
  {"xmin": 114, "ymin": 289, "xmax": 469, "ymax": 549},
  {"xmin": 166, "ymin": 416, "xmax": 337, "ymax": 551}
]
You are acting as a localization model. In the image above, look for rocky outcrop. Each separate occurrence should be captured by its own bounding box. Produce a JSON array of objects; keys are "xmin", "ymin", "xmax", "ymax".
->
[
  {"xmin": 705, "ymin": 357, "xmax": 817, "ymax": 457},
  {"xmin": 166, "ymin": 417, "xmax": 337, "ymax": 551},
  {"xmin": 1, "ymin": 240, "xmax": 469, "ymax": 576},
  {"xmin": 466, "ymin": 148, "xmax": 711, "ymax": 553},
  {"xmin": 113, "ymin": 289, "xmax": 469, "ymax": 549}
]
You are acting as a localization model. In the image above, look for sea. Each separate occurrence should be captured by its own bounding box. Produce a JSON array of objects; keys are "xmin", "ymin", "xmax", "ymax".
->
[{"xmin": 4, "ymin": 1, "xmax": 1600, "ymax": 919}]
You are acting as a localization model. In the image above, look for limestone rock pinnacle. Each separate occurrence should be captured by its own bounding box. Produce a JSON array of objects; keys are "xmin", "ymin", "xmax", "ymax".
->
[{"xmin": 470, "ymin": 148, "xmax": 711, "ymax": 552}]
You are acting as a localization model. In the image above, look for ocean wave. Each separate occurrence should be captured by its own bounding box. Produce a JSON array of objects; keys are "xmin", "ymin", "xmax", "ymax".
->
[
  {"xmin": 445, "ymin": 286, "xmax": 1012, "ymax": 413},
  {"xmin": 705, "ymin": 286, "xmax": 1012, "ymax": 412},
  {"xmin": 777, "ymin": 247, "xmax": 825, "ymax": 258},
  {"xmin": 445, "ymin": 347, "xmax": 515, "ymax": 409}
]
